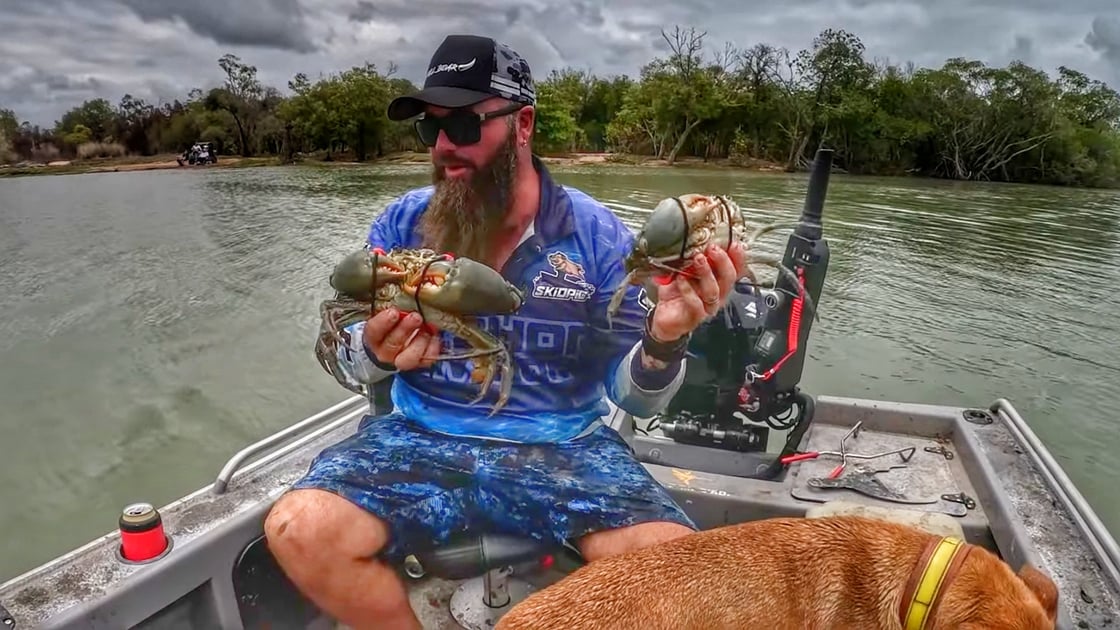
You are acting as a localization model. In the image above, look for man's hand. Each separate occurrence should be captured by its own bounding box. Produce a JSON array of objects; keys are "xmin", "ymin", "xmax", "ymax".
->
[
  {"xmin": 362, "ymin": 307, "xmax": 442, "ymax": 371},
  {"xmin": 648, "ymin": 242, "xmax": 748, "ymax": 343}
]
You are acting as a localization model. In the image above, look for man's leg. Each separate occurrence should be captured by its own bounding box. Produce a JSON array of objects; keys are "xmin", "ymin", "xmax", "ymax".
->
[
  {"xmin": 475, "ymin": 423, "xmax": 697, "ymax": 563},
  {"xmin": 265, "ymin": 413, "xmax": 478, "ymax": 630},
  {"xmin": 265, "ymin": 489, "xmax": 414, "ymax": 630},
  {"xmin": 577, "ymin": 519, "xmax": 694, "ymax": 561}
]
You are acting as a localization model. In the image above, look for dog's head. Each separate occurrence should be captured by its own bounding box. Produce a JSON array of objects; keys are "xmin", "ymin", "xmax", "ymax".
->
[{"xmin": 935, "ymin": 556, "xmax": 1058, "ymax": 630}]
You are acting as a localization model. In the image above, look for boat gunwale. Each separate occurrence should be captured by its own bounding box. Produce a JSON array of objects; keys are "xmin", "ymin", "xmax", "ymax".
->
[{"xmin": 990, "ymin": 397, "xmax": 1120, "ymax": 588}]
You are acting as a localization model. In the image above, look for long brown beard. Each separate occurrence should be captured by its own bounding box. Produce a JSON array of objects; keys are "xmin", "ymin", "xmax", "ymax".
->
[{"xmin": 418, "ymin": 128, "xmax": 519, "ymax": 264}]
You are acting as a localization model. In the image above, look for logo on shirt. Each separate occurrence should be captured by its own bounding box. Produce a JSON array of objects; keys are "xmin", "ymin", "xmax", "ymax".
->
[{"xmin": 532, "ymin": 251, "xmax": 596, "ymax": 302}]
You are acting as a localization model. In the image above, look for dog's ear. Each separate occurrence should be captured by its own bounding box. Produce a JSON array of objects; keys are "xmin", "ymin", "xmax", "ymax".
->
[{"xmin": 1018, "ymin": 564, "xmax": 1058, "ymax": 621}]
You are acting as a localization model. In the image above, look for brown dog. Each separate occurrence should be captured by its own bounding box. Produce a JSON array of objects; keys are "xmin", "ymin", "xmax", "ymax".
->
[{"xmin": 496, "ymin": 516, "xmax": 1058, "ymax": 630}]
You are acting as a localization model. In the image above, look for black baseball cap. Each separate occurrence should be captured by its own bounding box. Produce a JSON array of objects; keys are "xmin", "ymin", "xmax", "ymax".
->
[{"xmin": 387, "ymin": 34, "xmax": 537, "ymax": 121}]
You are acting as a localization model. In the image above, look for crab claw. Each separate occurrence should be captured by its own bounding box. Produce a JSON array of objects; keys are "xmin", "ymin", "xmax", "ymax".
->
[
  {"xmin": 638, "ymin": 197, "xmax": 690, "ymax": 261},
  {"xmin": 329, "ymin": 248, "xmax": 407, "ymax": 299},
  {"xmin": 416, "ymin": 257, "xmax": 524, "ymax": 316}
]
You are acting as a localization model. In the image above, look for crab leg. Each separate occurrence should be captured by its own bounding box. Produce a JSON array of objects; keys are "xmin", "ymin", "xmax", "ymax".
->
[
  {"xmin": 314, "ymin": 297, "xmax": 376, "ymax": 392},
  {"xmin": 390, "ymin": 301, "xmax": 512, "ymax": 415}
]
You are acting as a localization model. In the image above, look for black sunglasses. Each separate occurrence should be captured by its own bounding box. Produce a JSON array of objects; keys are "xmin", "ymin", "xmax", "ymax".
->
[{"xmin": 413, "ymin": 102, "xmax": 525, "ymax": 147}]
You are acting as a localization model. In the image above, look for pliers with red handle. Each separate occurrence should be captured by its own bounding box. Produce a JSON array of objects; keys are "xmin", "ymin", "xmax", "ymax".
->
[{"xmin": 780, "ymin": 450, "xmax": 847, "ymax": 479}]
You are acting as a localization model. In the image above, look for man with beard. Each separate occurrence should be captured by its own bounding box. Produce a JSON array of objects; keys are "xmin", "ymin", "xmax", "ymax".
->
[{"xmin": 265, "ymin": 35, "xmax": 747, "ymax": 630}]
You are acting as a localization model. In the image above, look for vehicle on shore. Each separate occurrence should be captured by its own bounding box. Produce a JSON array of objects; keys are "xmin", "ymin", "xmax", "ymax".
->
[{"xmin": 176, "ymin": 142, "xmax": 217, "ymax": 166}]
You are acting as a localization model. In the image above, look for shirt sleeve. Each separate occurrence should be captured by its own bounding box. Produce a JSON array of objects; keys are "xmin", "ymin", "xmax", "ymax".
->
[{"xmin": 588, "ymin": 216, "xmax": 686, "ymax": 419}]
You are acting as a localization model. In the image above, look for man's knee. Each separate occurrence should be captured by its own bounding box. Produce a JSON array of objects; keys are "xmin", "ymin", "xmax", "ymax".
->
[
  {"xmin": 265, "ymin": 488, "xmax": 390, "ymax": 568},
  {"xmin": 577, "ymin": 521, "xmax": 695, "ymax": 562}
]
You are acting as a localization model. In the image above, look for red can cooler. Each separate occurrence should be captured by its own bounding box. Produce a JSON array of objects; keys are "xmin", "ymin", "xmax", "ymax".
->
[{"xmin": 119, "ymin": 502, "xmax": 167, "ymax": 562}]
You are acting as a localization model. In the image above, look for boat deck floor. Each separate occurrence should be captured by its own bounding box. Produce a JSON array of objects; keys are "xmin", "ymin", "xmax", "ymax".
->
[{"xmin": 406, "ymin": 577, "xmax": 462, "ymax": 630}]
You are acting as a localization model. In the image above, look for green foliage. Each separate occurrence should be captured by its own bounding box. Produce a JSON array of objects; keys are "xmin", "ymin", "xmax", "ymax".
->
[
  {"xmin": 56, "ymin": 98, "xmax": 116, "ymax": 142},
  {"xmin": 533, "ymin": 78, "xmax": 582, "ymax": 154},
  {"xmin": 3, "ymin": 25, "xmax": 1120, "ymax": 187},
  {"xmin": 63, "ymin": 123, "xmax": 93, "ymax": 146},
  {"xmin": 0, "ymin": 108, "xmax": 18, "ymax": 164},
  {"xmin": 0, "ymin": 108, "xmax": 18, "ymax": 140},
  {"xmin": 279, "ymin": 62, "xmax": 413, "ymax": 160}
]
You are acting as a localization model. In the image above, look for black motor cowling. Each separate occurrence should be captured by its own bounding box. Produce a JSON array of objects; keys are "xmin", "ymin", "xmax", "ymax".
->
[{"xmin": 659, "ymin": 148, "xmax": 834, "ymax": 451}]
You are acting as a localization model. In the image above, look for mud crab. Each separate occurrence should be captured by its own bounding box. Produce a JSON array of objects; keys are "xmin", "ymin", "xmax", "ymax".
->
[
  {"xmin": 606, "ymin": 193, "xmax": 815, "ymax": 326},
  {"xmin": 315, "ymin": 247, "xmax": 525, "ymax": 415}
]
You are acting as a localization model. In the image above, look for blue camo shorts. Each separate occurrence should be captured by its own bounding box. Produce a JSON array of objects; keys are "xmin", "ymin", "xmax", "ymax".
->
[{"xmin": 289, "ymin": 412, "xmax": 697, "ymax": 562}]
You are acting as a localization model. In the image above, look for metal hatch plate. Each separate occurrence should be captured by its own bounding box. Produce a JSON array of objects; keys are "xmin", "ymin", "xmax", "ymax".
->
[{"xmin": 789, "ymin": 423, "xmax": 971, "ymax": 517}]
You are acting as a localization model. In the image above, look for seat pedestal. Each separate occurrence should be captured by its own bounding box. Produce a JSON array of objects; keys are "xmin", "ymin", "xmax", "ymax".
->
[{"xmin": 449, "ymin": 566, "xmax": 537, "ymax": 630}]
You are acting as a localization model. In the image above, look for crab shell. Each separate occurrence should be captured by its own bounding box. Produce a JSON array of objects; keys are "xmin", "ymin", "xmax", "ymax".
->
[
  {"xmin": 329, "ymin": 248, "xmax": 524, "ymax": 316},
  {"xmin": 626, "ymin": 194, "xmax": 746, "ymax": 273}
]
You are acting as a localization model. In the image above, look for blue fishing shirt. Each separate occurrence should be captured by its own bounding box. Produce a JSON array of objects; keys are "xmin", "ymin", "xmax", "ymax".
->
[{"xmin": 329, "ymin": 157, "xmax": 686, "ymax": 443}]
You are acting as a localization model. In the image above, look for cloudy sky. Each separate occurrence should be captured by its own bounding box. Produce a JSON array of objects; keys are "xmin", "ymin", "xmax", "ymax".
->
[{"xmin": 2, "ymin": 0, "xmax": 1119, "ymax": 128}]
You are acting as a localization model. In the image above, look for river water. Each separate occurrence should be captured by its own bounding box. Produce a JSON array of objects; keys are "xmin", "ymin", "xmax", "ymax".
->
[{"xmin": 1, "ymin": 163, "xmax": 1118, "ymax": 581}]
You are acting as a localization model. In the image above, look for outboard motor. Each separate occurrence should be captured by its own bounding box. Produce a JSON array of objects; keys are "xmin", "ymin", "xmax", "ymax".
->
[{"xmin": 657, "ymin": 148, "xmax": 833, "ymax": 470}]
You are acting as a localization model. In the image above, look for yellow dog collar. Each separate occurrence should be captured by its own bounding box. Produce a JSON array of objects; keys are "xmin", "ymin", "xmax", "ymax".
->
[{"xmin": 900, "ymin": 536, "xmax": 974, "ymax": 630}]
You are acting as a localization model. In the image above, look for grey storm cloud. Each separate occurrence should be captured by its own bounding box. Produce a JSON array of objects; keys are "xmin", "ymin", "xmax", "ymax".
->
[
  {"xmin": 117, "ymin": 0, "xmax": 319, "ymax": 54},
  {"xmin": 1, "ymin": 0, "xmax": 1118, "ymax": 128},
  {"xmin": 1086, "ymin": 16, "xmax": 1120, "ymax": 63}
]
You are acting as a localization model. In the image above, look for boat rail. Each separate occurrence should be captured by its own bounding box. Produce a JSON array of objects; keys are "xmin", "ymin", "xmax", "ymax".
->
[
  {"xmin": 211, "ymin": 394, "xmax": 367, "ymax": 494},
  {"xmin": 990, "ymin": 398, "xmax": 1120, "ymax": 591}
]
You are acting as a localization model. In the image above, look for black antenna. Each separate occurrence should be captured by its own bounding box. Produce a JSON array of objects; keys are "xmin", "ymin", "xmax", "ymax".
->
[{"xmin": 796, "ymin": 148, "xmax": 834, "ymax": 241}]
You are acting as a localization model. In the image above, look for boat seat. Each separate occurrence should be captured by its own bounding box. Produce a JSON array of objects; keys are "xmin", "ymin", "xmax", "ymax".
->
[
  {"xmin": 404, "ymin": 534, "xmax": 583, "ymax": 630},
  {"xmin": 404, "ymin": 533, "xmax": 574, "ymax": 580},
  {"xmin": 805, "ymin": 500, "xmax": 965, "ymax": 540}
]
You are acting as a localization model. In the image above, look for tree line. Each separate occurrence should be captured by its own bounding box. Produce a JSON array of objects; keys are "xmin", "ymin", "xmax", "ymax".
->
[{"xmin": 3, "ymin": 26, "xmax": 1119, "ymax": 187}]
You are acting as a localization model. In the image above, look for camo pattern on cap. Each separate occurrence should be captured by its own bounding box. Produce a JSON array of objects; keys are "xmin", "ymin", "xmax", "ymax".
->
[{"xmin": 491, "ymin": 41, "xmax": 536, "ymax": 105}]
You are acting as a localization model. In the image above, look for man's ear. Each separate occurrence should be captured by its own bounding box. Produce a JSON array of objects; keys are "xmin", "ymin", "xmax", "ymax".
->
[{"xmin": 518, "ymin": 105, "xmax": 535, "ymax": 145}]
